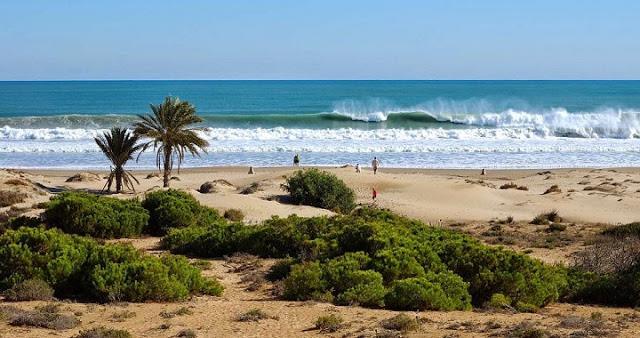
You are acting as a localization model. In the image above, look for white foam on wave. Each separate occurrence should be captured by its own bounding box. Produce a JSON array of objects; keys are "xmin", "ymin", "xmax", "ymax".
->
[
  {"xmin": 332, "ymin": 100, "xmax": 640, "ymax": 138},
  {"xmin": 2, "ymin": 128, "xmax": 640, "ymax": 154}
]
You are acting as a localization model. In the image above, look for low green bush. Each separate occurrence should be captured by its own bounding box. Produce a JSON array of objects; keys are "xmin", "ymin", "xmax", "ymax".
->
[
  {"xmin": 484, "ymin": 293, "xmax": 512, "ymax": 310},
  {"xmin": 142, "ymin": 189, "xmax": 222, "ymax": 235},
  {"xmin": 282, "ymin": 169, "xmax": 355, "ymax": 213},
  {"xmin": 385, "ymin": 273, "xmax": 471, "ymax": 311},
  {"xmin": 282, "ymin": 262, "xmax": 329, "ymax": 301},
  {"xmin": 161, "ymin": 207, "xmax": 567, "ymax": 310},
  {"xmin": 0, "ymin": 216, "xmax": 42, "ymax": 234},
  {"xmin": 0, "ymin": 227, "xmax": 223, "ymax": 302},
  {"xmin": 45, "ymin": 192, "xmax": 149, "ymax": 238}
]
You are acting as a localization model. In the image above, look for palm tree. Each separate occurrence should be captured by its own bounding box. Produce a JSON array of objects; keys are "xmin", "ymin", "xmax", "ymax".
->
[
  {"xmin": 134, "ymin": 96, "xmax": 208, "ymax": 187},
  {"xmin": 94, "ymin": 127, "xmax": 143, "ymax": 193}
]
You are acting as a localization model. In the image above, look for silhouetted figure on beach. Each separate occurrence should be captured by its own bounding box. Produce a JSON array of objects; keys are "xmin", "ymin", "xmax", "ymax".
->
[
  {"xmin": 293, "ymin": 153, "xmax": 300, "ymax": 167},
  {"xmin": 372, "ymin": 157, "xmax": 380, "ymax": 174}
]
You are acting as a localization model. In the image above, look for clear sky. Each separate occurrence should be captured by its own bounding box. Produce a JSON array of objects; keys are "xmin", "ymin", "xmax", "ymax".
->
[{"xmin": 1, "ymin": 0, "xmax": 639, "ymax": 80}]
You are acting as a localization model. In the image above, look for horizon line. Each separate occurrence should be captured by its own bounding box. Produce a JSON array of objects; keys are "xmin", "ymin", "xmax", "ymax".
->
[{"xmin": 1, "ymin": 78, "xmax": 639, "ymax": 82}]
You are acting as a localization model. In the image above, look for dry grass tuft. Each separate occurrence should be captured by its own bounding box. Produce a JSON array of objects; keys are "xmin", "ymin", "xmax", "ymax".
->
[
  {"xmin": 0, "ymin": 190, "xmax": 28, "ymax": 207},
  {"xmin": 380, "ymin": 313, "xmax": 420, "ymax": 332},
  {"xmin": 542, "ymin": 185, "xmax": 562, "ymax": 195}
]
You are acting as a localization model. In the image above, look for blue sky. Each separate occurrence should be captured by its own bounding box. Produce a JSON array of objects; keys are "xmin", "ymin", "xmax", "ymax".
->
[{"xmin": 1, "ymin": 0, "xmax": 638, "ymax": 80}]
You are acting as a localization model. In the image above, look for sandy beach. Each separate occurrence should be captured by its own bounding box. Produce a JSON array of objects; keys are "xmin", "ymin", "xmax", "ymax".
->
[{"xmin": 16, "ymin": 165, "xmax": 640, "ymax": 225}]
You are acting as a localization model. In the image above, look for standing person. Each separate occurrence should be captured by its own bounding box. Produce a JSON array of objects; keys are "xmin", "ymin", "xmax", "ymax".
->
[
  {"xmin": 371, "ymin": 156, "xmax": 380, "ymax": 175},
  {"xmin": 293, "ymin": 153, "xmax": 300, "ymax": 167},
  {"xmin": 355, "ymin": 164, "xmax": 361, "ymax": 173},
  {"xmin": 372, "ymin": 187, "xmax": 378, "ymax": 202}
]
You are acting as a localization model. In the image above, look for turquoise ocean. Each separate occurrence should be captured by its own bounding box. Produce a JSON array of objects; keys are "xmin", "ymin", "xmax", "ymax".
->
[{"xmin": 1, "ymin": 80, "xmax": 640, "ymax": 169}]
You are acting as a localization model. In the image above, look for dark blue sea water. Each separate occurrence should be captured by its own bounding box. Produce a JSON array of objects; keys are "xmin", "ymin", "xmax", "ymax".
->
[{"xmin": 1, "ymin": 80, "xmax": 640, "ymax": 169}]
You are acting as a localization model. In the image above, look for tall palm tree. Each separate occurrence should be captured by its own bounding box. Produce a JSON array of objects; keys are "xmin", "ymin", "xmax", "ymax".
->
[
  {"xmin": 94, "ymin": 127, "xmax": 143, "ymax": 193},
  {"xmin": 134, "ymin": 96, "xmax": 208, "ymax": 187}
]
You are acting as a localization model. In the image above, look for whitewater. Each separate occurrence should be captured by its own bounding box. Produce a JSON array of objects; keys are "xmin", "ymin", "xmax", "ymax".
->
[{"xmin": 1, "ymin": 80, "xmax": 640, "ymax": 169}]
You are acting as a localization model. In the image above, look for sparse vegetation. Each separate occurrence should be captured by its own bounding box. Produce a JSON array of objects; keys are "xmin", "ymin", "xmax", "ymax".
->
[
  {"xmin": 531, "ymin": 210, "xmax": 562, "ymax": 225},
  {"xmin": 160, "ymin": 307, "xmax": 193, "ymax": 319},
  {"xmin": 176, "ymin": 329, "xmax": 197, "ymax": 338},
  {"xmin": 3, "ymin": 278, "xmax": 54, "ymax": 301},
  {"xmin": 240, "ymin": 182, "xmax": 261, "ymax": 194},
  {"xmin": 542, "ymin": 185, "xmax": 562, "ymax": 195},
  {"xmin": 1, "ymin": 305, "xmax": 80, "ymax": 330},
  {"xmin": 602, "ymin": 222, "xmax": 640, "ymax": 238},
  {"xmin": 224, "ymin": 208, "xmax": 245, "ymax": 221},
  {"xmin": 237, "ymin": 308, "xmax": 272, "ymax": 322},
  {"xmin": 0, "ymin": 190, "xmax": 27, "ymax": 207},
  {"xmin": 73, "ymin": 327, "xmax": 133, "ymax": 338},
  {"xmin": 380, "ymin": 313, "xmax": 420, "ymax": 332},
  {"xmin": 314, "ymin": 314, "xmax": 343, "ymax": 333},
  {"xmin": 282, "ymin": 169, "xmax": 356, "ymax": 213},
  {"xmin": 111, "ymin": 310, "xmax": 136, "ymax": 322},
  {"xmin": 546, "ymin": 223, "xmax": 567, "ymax": 232}
]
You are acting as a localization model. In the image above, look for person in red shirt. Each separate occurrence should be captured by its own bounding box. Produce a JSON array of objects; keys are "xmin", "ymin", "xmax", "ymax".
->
[{"xmin": 372, "ymin": 187, "xmax": 378, "ymax": 202}]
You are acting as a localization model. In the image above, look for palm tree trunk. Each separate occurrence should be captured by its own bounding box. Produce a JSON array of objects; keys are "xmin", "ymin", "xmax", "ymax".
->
[
  {"xmin": 115, "ymin": 167, "xmax": 123, "ymax": 193},
  {"xmin": 163, "ymin": 147, "xmax": 172, "ymax": 187}
]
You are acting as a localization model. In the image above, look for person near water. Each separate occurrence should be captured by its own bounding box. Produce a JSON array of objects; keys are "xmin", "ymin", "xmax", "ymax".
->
[
  {"xmin": 372, "ymin": 187, "xmax": 378, "ymax": 202},
  {"xmin": 355, "ymin": 164, "xmax": 361, "ymax": 173},
  {"xmin": 293, "ymin": 153, "xmax": 300, "ymax": 167},
  {"xmin": 371, "ymin": 157, "xmax": 380, "ymax": 174}
]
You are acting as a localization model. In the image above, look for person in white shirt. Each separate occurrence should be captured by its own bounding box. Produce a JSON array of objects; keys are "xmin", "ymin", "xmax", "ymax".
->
[{"xmin": 372, "ymin": 157, "xmax": 380, "ymax": 175}]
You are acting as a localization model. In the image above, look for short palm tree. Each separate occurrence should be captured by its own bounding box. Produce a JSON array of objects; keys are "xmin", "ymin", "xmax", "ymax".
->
[
  {"xmin": 134, "ymin": 96, "xmax": 208, "ymax": 187},
  {"xmin": 94, "ymin": 127, "xmax": 143, "ymax": 193}
]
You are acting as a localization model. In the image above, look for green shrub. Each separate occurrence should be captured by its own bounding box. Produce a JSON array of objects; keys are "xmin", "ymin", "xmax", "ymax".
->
[
  {"xmin": 142, "ymin": 189, "xmax": 221, "ymax": 235},
  {"xmin": 0, "ymin": 227, "xmax": 223, "ymax": 302},
  {"xmin": 283, "ymin": 262, "xmax": 329, "ymax": 301},
  {"xmin": 3, "ymin": 278, "xmax": 54, "ymax": 301},
  {"xmin": 372, "ymin": 247, "xmax": 426, "ymax": 283},
  {"xmin": 224, "ymin": 209, "xmax": 245, "ymax": 222},
  {"xmin": 161, "ymin": 221, "xmax": 245, "ymax": 257},
  {"xmin": 159, "ymin": 207, "xmax": 567, "ymax": 310},
  {"xmin": 314, "ymin": 314, "xmax": 343, "ymax": 333},
  {"xmin": 266, "ymin": 258, "xmax": 296, "ymax": 281},
  {"xmin": 0, "ymin": 216, "xmax": 42, "ymax": 234},
  {"xmin": 334, "ymin": 270, "xmax": 386, "ymax": 307},
  {"xmin": 45, "ymin": 192, "xmax": 149, "ymax": 238},
  {"xmin": 73, "ymin": 327, "xmax": 133, "ymax": 338},
  {"xmin": 484, "ymin": 293, "xmax": 512, "ymax": 310},
  {"xmin": 282, "ymin": 169, "xmax": 355, "ymax": 213},
  {"xmin": 385, "ymin": 273, "xmax": 471, "ymax": 311}
]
